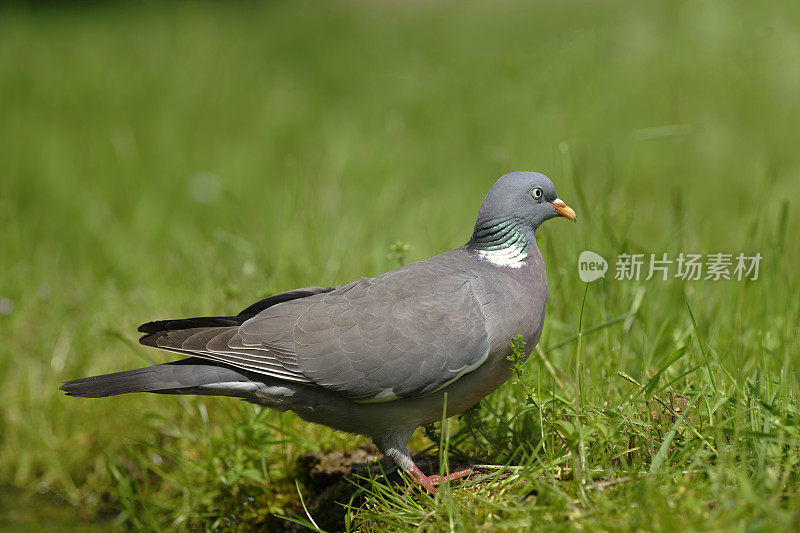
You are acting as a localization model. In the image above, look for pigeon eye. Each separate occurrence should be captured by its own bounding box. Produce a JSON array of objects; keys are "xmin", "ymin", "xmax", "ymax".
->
[{"xmin": 531, "ymin": 187, "xmax": 543, "ymax": 200}]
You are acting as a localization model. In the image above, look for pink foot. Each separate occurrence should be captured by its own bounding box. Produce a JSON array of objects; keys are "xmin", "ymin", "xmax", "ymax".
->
[
  {"xmin": 428, "ymin": 468, "xmax": 474, "ymax": 484},
  {"xmin": 404, "ymin": 464, "xmax": 475, "ymax": 495}
]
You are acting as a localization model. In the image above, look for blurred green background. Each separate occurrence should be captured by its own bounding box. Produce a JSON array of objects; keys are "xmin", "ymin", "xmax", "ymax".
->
[{"xmin": 2, "ymin": 0, "xmax": 799, "ymax": 530}]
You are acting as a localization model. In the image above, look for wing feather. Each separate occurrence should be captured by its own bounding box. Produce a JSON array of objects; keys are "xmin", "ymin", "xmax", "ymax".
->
[
  {"xmin": 240, "ymin": 259, "xmax": 490, "ymax": 401},
  {"xmin": 138, "ymin": 257, "xmax": 491, "ymax": 399}
]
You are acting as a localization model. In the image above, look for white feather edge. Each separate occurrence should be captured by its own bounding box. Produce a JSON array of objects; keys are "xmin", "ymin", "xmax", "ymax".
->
[
  {"xmin": 152, "ymin": 327, "xmax": 496, "ymax": 403},
  {"xmin": 475, "ymin": 243, "xmax": 528, "ymax": 268},
  {"xmin": 353, "ymin": 347, "xmax": 491, "ymax": 404}
]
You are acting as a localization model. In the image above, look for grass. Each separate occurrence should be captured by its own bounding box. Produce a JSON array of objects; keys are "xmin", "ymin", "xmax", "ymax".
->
[{"xmin": 1, "ymin": 0, "xmax": 800, "ymax": 530}]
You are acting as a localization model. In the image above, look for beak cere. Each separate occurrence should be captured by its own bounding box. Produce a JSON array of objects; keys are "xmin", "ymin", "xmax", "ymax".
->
[{"xmin": 549, "ymin": 198, "xmax": 577, "ymax": 222}]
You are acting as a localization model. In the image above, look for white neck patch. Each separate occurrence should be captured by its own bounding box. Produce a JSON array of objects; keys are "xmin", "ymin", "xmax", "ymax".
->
[{"xmin": 475, "ymin": 243, "xmax": 528, "ymax": 268}]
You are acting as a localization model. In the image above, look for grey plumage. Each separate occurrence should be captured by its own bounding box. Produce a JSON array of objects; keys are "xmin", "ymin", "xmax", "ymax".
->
[
  {"xmin": 60, "ymin": 360, "xmax": 255, "ymax": 398},
  {"xmin": 60, "ymin": 171, "xmax": 576, "ymax": 493}
]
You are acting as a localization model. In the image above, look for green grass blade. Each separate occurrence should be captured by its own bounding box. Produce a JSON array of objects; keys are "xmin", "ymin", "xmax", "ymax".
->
[{"xmin": 650, "ymin": 390, "xmax": 704, "ymax": 473}]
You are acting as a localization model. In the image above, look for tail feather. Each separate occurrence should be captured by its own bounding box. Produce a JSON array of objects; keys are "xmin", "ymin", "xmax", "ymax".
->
[
  {"xmin": 59, "ymin": 358, "xmax": 252, "ymax": 398},
  {"xmin": 63, "ymin": 287, "xmax": 336, "ymax": 399}
]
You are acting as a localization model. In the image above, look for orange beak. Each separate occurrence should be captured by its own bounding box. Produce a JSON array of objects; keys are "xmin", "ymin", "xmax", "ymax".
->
[{"xmin": 549, "ymin": 198, "xmax": 577, "ymax": 222}]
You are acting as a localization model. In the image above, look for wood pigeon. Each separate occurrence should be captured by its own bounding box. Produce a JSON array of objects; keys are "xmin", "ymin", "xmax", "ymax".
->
[{"xmin": 61, "ymin": 171, "xmax": 576, "ymax": 493}]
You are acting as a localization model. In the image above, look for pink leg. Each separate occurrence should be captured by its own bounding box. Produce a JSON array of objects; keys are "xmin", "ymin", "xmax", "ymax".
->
[
  {"xmin": 406, "ymin": 463, "xmax": 438, "ymax": 494},
  {"xmin": 404, "ymin": 464, "xmax": 474, "ymax": 495},
  {"xmin": 373, "ymin": 428, "xmax": 474, "ymax": 496}
]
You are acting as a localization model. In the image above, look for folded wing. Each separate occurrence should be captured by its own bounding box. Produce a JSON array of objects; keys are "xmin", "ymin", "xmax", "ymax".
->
[
  {"xmin": 140, "ymin": 264, "xmax": 491, "ymax": 402},
  {"xmin": 240, "ymin": 264, "xmax": 490, "ymax": 401}
]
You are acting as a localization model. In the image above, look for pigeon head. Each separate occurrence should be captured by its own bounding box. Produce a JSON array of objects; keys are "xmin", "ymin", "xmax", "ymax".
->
[
  {"xmin": 476, "ymin": 172, "xmax": 576, "ymax": 230},
  {"xmin": 468, "ymin": 172, "xmax": 576, "ymax": 263}
]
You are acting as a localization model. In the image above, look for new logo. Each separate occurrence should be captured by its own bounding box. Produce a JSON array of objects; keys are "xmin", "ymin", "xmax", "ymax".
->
[{"xmin": 578, "ymin": 250, "xmax": 608, "ymax": 282}]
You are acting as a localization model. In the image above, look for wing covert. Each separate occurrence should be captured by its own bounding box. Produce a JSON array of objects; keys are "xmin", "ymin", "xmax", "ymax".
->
[{"xmin": 239, "ymin": 264, "xmax": 490, "ymax": 401}]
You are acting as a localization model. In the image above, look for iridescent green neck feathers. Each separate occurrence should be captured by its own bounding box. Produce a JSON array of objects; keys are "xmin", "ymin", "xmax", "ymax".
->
[{"xmin": 468, "ymin": 217, "xmax": 531, "ymax": 268}]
